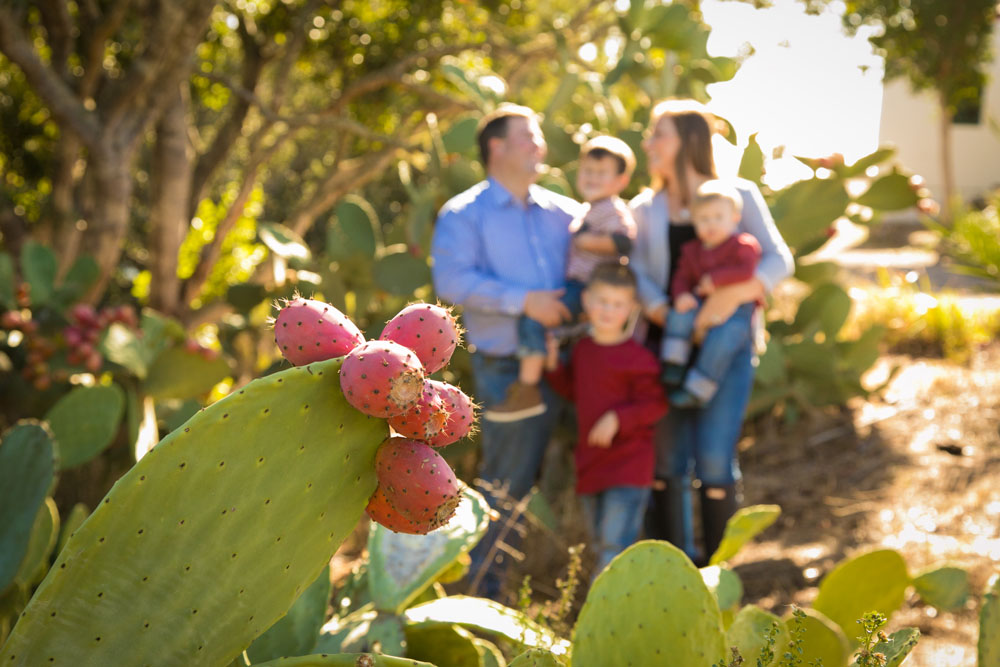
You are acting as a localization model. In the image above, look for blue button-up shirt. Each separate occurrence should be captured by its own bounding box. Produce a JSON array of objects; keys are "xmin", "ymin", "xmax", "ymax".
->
[{"xmin": 431, "ymin": 178, "xmax": 583, "ymax": 356}]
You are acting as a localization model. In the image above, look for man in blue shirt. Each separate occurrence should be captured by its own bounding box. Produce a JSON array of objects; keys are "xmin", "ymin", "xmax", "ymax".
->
[{"xmin": 432, "ymin": 104, "xmax": 582, "ymax": 599}]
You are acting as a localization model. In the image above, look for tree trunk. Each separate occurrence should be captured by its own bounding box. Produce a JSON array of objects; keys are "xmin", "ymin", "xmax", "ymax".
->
[
  {"xmin": 81, "ymin": 142, "xmax": 134, "ymax": 302},
  {"xmin": 49, "ymin": 133, "xmax": 85, "ymax": 278},
  {"xmin": 939, "ymin": 94, "xmax": 956, "ymax": 224},
  {"xmin": 148, "ymin": 85, "xmax": 193, "ymax": 317}
]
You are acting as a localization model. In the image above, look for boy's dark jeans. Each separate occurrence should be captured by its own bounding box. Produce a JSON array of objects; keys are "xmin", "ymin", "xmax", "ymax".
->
[
  {"xmin": 516, "ymin": 279, "xmax": 586, "ymax": 356},
  {"xmin": 661, "ymin": 301, "xmax": 756, "ymax": 402}
]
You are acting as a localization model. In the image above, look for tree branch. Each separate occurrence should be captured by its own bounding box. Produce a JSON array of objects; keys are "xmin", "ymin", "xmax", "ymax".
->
[
  {"xmin": 77, "ymin": 0, "xmax": 132, "ymax": 99},
  {"xmin": 37, "ymin": 0, "xmax": 74, "ymax": 81},
  {"xmin": 0, "ymin": 6, "xmax": 101, "ymax": 148}
]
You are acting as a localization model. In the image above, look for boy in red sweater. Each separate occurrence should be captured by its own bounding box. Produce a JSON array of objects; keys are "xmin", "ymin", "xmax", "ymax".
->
[
  {"xmin": 545, "ymin": 263, "xmax": 667, "ymax": 575},
  {"xmin": 660, "ymin": 180, "xmax": 762, "ymax": 408}
]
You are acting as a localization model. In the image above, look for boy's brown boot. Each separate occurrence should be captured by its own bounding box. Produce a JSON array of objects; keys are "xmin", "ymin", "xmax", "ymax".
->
[{"xmin": 483, "ymin": 381, "xmax": 547, "ymax": 422}]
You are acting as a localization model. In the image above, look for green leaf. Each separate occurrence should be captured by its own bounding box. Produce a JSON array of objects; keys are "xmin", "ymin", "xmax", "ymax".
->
[
  {"xmin": 53, "ymin": 255, "xmax": 100, "ymax": 307},
  {"xmin": 316, "ymin": 610, "xmax": 407, "ymax": 656},
  {"xmin": 226, "ymin": 284, "xmax": 268, "ymax": 313},
  {"xmin": 474, "ymin": 638, "xmax": 507, "ymax": 667},
  {"xmin": 0, "ymin": 423, "xmax": 57, "ymax": 592},
  {"xmin": 45, "ymin": 384, "xmax": 125, "ymax": 469},
  {"xmin": 738, "ymin": 133, "xmax": 765, "ymax": 186},
  {"xmin": 405, "ymin": 596, "xmax": 569, "ymax": 654},
  {"xmin": 839, "ymin": 147, "xmax": 896, "ymax": 178},
  {"xmin": 442, "ymin": 115, "xmax": 480, "ymax": 155},
  {"xmin": 0, "ymin": 252, "xmax": 18, "ymax": 308},
  {"xmin": 101, "ymin": 323, "xmax": 149, "ymax": 378},
  {"xmin": 700, "ymin": 565, "xmax": 743, "ymax": 612},
  {"xmin": 143, "ymin": 347, "xmax": 231, "ymax": 400},
  {"xmin": 770, "ymin": 178, "xmax": 850, "ymax": 251},
  {"xmin": 789, "ymin": 607, "xmax": 849, "ymax": 667},
  {"xmin": 541, "ymin": 120, "xmax": 578, "ymax": 167},
  {"xmin": 851, "ymin": 627, "xmax": 920, "ymax": 667},
  {"xmin": 443, "ymin": 157, "xmax": 483, "ymax": 195},
  {"xmin": 250, "ymin": 653, "xmax": 436, "ymax": 667},
  {"xmin": 260, "ymin": 223, "xmax": 311, "ymax": 262},
  {"xmin": 247, "ymin": 566, "xmax": 332, "ymax": 662},
  {"xmin": 55, "ymin": 502, "xmax": 89, "ymax": 557},
  {"xmin": 328, "ymin": 196, "xmax": 381, "ymax": 261},
  {"xmin": 372, "ymin": 250, "xmax": 431, "ymax": 296},
  {"xmin": 368, "ymin": 487, "xmax": 489, "ymax": 615},
  {"xmin": 509, "ymin": 648, "xmax": 563, "ymax": 666},
  {"xmin": 855, "ymin": 173, "xmax": 919, "ymax": 211},
  {"xmin": 754, "ymin": 340, "xmax": 786, "ymax": 387},
  {"xmin": 794, "ymin": 260, "xmax": 838, "ymax": 285},
  {"xmin": 709, "ymin": 504, "xmax": 781, "ymax": 565},
  {"xmin": 791, "ymin": 282, "xmax": 851, "ymax": 339},
  {"xmin": 980, "ymin": 573, "xmax": 1000, "ymax": 667},
  {"xmin": 726, "ymin": 606, "xmax": 787, "ymax": 667},
  {"xmin": 912, "ymin": 565, "xmax": 969, "ymax": 611},
  {"xmin": 20, "ymin": 241, "xmax": 58, "ymax": 306},
  {"xmin": 813, "ymin": 549, "xmax": 910, "ymax": 642},
  {"xmin": 837, "ymin": 325, "xmax": 885, "ymax": 375},
  {"xmin": 405, "ymin": 624, "xmax": 482, "ymax": 667}
]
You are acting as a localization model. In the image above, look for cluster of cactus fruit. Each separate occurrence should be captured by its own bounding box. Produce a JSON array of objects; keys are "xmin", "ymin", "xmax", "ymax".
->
[{"xmin": 274, "ymin": 297, "xmax": 476, "ymax": 535}]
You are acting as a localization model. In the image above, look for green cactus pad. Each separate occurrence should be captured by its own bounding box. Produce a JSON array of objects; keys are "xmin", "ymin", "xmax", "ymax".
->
[
  {"xmin": 251, "ymin": 654, "xmax": 435, "ymax": 667},
  {"xmin": 20, "ymin": 241, "xmax": 57, "ymax": 305},
  {"xmin": 855, "ymin": 172, "xmax": 919, "ymax": 211},
  {"xmin": 404, "ymin": 623, "xmax": 481, "ymax": 667},
  {"xmin": 315, "ymin": 609, "xmax": 378, "ymax": 654},
  {"xmin": 508, "ymin": 648, "xmax": 563, "ymax": 667},
  {"xmin": 473, "ymin": 638, "xmax": 506, "ymax": 667},
  {"xmin": 331, "ymin": 611, "xmax": 408, "ymax": 657},
  {"xmin": 700, "ymin": 565, "xmax": 743, "ymax": 613},
  {"xmin": 813, "ymin": 549, "xmax": 910, "ymax": 642},
  {"xmin": 980, "ymin": 573, "xmax": 1000, "ymax": 667},
  {"xmin": 55, "ymin": 503, "xmax": 89, "ymax": 557},
  {"xmin": 0, "ymin": 423, "xmax": 57, "ymax": 592},
  {"xmin": 404, "ymin": 596, "xmax": 569, "ymax": 655},
  {"xmin": 787, "ymin": 607, "xmax": 849, "ymax": 667},
  {"xmin": 725, "ymin": 606, "xmax": 787, "ymax": 667},
  {"xmin": 0, "ymin": 358, "xmax": 388, "ymax": 666},
  {"xmin": 570, "ymin": 540, "xmax": 725, "ymax": 667},
  {"xmin": 850, "ymin": 627, "xmax": 919, "ymax": 667},
  {"xmin": 247, "ymin": 565, "xmax": 332, "ymax": 662},
  {"xmin": 143, "ymin": 347, "xmax": 232, "ymax": 400},
  {"xmin": 709, "ymin": 504, "xmax": 781, "ymax": 566},
  {"xmin": 369, "ymin": 486, "xmax": 489, "ymax": 614},
  {"xmin": 912, "ymin": 565, "xmax": 969, "ymax": 611},
  {"xmin": 14, "ymin": 497, "xmax": 60, "ymax": 589},
  {"xmin": 44, "ymin": 384, "xmax": 125, "ymax": 469}
]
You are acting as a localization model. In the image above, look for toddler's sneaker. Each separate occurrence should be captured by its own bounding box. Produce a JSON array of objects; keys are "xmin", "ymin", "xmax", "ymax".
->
[
  {"xmin": 484, "ymin": 382, "xmax": 547, "ymax": 422},
  {"xmin": 660, "ymin": 363, "xmax": 686, "ymax": 388},
  {"xmin": 668, "ymin": 388, "xmax": 703, "ymax": 409}
]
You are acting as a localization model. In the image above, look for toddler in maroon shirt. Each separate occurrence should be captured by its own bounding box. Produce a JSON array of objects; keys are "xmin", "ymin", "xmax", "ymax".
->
[
  {"xmin": 545, "ymin": 263, "xmax": 667, "ymax": 576},
  {"xmin": 661, "ymin": 180, "xmax": 762, "ymax": 408}
]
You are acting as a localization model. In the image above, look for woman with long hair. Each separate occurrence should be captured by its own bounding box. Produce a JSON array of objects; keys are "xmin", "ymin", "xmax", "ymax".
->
[{"xmin": 630, "ymin": 99, "xmax": 794, "ymax": 563}]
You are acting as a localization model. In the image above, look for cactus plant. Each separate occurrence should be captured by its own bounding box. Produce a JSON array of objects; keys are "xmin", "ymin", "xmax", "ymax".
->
[
  {"xmin": 44, "ymin": 384, "xmax": 125, "ymax": 469},
  {"xmin": 787, "ymin": 607, "xmax": 849, "ymax": 667},
  {"xmin": 473, "ymin": 638, "xmax": 506, "ymax": 667},
  {"xmin": 812, "ymin": 549, "xmax": 910, "ymax": 644},
  {"xmin": 911, "ymin": 565, "xmax": 969, "ymax": 611},
  {"xmin": 849, "ymin": 627, "xmax": 919, "ymax": 667},
  {"xmin": 0, "ymin": 423, "xmax": 58, "ymax": 592},
  {"xmin": 252, "ymin": 654, "xmax": 435, "ymax": 667},
  {"xmin": 246, "ymin": 566, "xmax": 332, "ymax": 663},
  {"xmin": 508, "ymin": 648, "xmax": 564, "ymax": 667},
  {"xmin": 571, "ymin": 541, "xmax": 725, "ymax": 666},
  {"xmin": 708, "ymin": 504, "xmax": 781, "ymax": 566},
  {"xmin": 980, "ymin": 573, "xmax": 1000, "ymax": 667},
  {"xmin": 0, "ymin": 357, "xmax": 388, "ymax": 666},
  {"xmin": 725, "ymin": 605, "xmax": 788, "ymax": 667},
  {"xmin": 404, "ymin": 623, "xmax": 480, "ymax": 667}
]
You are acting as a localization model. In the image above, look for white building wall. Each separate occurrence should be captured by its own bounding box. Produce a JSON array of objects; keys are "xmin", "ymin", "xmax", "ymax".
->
[{"xmin": 878, "ymin": 28, "xmax": 1000, "ymax": 204}]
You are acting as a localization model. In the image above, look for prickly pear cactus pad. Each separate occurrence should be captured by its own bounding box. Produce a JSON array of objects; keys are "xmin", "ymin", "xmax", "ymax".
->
[
  {"xmin": 251, "ymin": 654, "xmax": 435, "ymax": 667},
  {"xmin": 0, "ymin": 358, "xmax": 388, "ymax": 666},
  {"xmin": 570, "ymin": 540, "xmax": 726, "ymax": 667}
]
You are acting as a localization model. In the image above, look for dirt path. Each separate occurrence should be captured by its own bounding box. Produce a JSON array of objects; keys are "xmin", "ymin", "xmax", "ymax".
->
[{"xmin": 735, "ymin": 344, "xmax": 1000, "ymax": 666}]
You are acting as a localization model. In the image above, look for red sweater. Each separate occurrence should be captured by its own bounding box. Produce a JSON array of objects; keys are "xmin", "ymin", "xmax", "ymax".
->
[
  {"xmin": 671, "ymin": 232, "xmax": 762, "ymax": 301},
  {"xmin": 546, "ymin": 337, "xmax": 668, "ymax": 495}
]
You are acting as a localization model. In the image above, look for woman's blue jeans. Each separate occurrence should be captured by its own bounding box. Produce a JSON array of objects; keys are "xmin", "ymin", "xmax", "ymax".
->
[
  {"xmin": 579, "ymin": 485, "xmax": 651, "ymax": 576},
  {"xmin": 466, "ymin": 353, "xmax": 560, "ymax": 600},
  {"xmin": 655, "ymin": 338, "xmax": 755, "ymax": 559}
]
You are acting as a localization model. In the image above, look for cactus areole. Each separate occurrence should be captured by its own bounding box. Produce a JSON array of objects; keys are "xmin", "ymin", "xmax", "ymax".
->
[{"xmin": 340, "ymin": 340, "xmax": 425, "ymax": 417}]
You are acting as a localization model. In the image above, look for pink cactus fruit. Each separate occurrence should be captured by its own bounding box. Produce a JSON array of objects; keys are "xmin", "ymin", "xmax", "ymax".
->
[
  {"xmin": 387, "ymin": 380, "xmax": 451, "ymax": 441},
  {"xmin": 365, "ymin": 484, "xmax": 438, "ymax": 535},
  {"xmin": 339, "ymin": 340, "xmax": 425, "ymax": 417},
  {"xmin": 379, "ymin": 302, "xmax": 462, "ymax": 374},
  {"xmin": 374, "ymin": 436, "xmax": 461, "ymax": 530},
  {"xmin": 426, "ymin": 380, "xmax": 478, "ymax": 448},
  {"xmin": 274, "ymin": 297, "xmax": 365, "ymax": 366}
]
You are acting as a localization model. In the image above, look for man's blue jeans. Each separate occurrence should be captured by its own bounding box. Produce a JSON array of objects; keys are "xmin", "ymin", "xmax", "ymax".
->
[
  {"xmin": 466, "ymin": 353, "xmax": 560, "ymax": 600},
  {"xmin": 661, "ymin": 301, "xmax": 756, "ymax": 402},
  {"xmin": 579, "ymin": 485, "xmax": 651, "ymax": 576},
  {"xmin": 654, "ymin": 338, "xmax": 756, "ymax": 559},
  {"xmin": 516, "ymin": 279, "xmax": 586, "ymax": 355}
]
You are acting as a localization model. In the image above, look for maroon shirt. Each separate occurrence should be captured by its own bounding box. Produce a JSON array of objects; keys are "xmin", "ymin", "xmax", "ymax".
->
[
  {"xmin": 671, "ymin": 232, "xmax": 762, "ymax": 301},
  {"xmin": 546, "ymin": 337, "xmax": 668, "ymax": 495}
]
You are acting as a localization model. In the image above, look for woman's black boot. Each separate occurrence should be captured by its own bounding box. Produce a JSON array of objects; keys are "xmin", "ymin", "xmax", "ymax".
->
[
  {"xmin": 699, "ymin": 483, "xmax": 739, "ymax": 564},
  {"xmin": 645, "ymin": 476, "xmax": 688, "ymax": 548}
]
